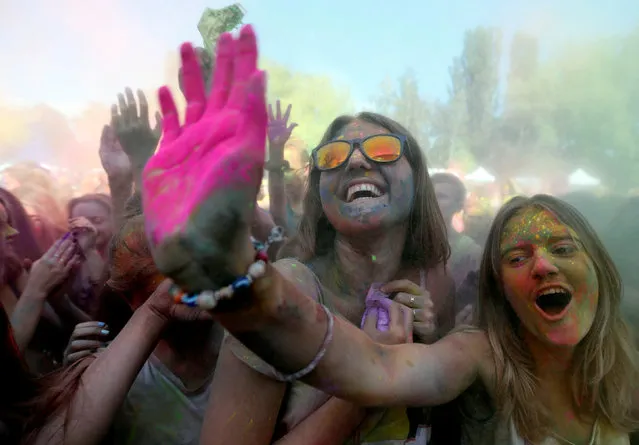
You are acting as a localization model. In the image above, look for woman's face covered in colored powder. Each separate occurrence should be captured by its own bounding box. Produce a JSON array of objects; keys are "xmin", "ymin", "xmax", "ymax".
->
[
  {"xmin": 318, "ymin": 120, "xmax": 414, "ymax": 236},
  {"xmin": 499, "ymin": 208, "xmax": 599, "ymax": 347}
]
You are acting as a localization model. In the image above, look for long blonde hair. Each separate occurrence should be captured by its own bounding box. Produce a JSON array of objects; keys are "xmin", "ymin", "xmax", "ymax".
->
[{"xmin": 478, "ymin": 194, "xmax": 639, "ymax": 440}]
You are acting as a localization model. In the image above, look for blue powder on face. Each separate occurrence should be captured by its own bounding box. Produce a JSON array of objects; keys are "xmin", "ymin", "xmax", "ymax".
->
[{"xmin": 338, "ymin": 201, "xmax": 388, "ymax": 219}]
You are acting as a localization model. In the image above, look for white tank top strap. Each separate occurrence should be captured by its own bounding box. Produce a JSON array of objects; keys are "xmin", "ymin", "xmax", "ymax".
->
[{"xmin": 510, "ymin": 417, "xmax": 601, "ymax": 445}]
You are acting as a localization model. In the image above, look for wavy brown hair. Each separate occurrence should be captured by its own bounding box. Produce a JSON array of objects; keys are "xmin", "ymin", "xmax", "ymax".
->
[
  {"xmin": 290, "ymin": 112, "xmax": 449, "ymax": 269},
  {"xmin": 0, "ymin": 188, "xmax": 42, "ymax": 262},
  {"xmin": 478, "ymin": 194, "xmax": 639, "ymax": 441}
]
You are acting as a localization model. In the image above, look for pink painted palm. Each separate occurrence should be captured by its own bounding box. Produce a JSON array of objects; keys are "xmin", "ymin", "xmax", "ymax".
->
[{"xmin": 142, "ymin": 25, "xmax": 267, "ymax": 293}]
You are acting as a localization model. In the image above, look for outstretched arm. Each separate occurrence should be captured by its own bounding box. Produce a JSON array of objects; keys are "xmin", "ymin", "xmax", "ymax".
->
[
  {"xmin": 31, "ymin": 283, "xmax": 174, "ymax": 445},
  {"xmin": 228, "ymin": 261, "xmax": 487, "ymax": 408}
]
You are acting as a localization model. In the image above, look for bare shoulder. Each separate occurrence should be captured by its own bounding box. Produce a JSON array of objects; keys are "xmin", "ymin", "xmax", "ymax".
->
[
  {"xmin": 447, "ymin": 329, "xmax": 497, "ymax": 395},
  {"xmin": 441, "ymin": 329, "xmax": 490, "ymax": 357},
  {"xmin": 441, "ymin": 329, "xmax": 495, "ymax": 383}
]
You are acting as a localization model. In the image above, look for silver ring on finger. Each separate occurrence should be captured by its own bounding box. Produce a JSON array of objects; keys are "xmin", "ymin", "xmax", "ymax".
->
[
  {"xmin": 412, "ymin": 308, "xmax": 418, "ymax": 319},
  {"xmin": 45, "ymin": 258, "xmax": 56, "ymax": 266},
  {"xmin": 409, "ymin": 296, "xmax": 416, "ymax": 305}
]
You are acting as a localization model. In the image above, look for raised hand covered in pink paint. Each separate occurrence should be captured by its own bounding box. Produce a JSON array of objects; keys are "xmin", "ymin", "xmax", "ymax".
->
[{"xmin": 141, "ymin": 25, "xmax": 268, "ymax": 292}]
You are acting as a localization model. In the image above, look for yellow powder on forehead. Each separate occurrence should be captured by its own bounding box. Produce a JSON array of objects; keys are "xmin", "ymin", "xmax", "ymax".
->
[{"xmin": 501, "ymin": 207, "xmax": 570, "ymax": 246}]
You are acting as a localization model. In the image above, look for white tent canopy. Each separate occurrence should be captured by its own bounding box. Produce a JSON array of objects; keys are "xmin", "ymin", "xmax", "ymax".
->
[
  {"xmin": 568, "ymin": 168, "xmax": 601, "ymax": 187},
  {"xmin": 465, "ymin": 167, "xmax": 495, "ymax": 183}
]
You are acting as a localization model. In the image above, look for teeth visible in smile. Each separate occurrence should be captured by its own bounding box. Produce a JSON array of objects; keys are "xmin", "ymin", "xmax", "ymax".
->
[
  {"xmin": 537, "ymin": 287, "xmax": 566, "ymax": 297},
  {"xmin": 346, "ymin": 184, "xmax": 383, "ymax": 202}
]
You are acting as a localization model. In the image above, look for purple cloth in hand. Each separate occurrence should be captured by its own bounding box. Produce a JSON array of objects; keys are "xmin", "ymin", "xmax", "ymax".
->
[{"xmin": 360, "ymin": 283, "xmax": 392, "ymax": 332}]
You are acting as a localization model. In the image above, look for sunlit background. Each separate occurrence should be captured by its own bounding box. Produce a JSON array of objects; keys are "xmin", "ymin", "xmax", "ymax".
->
[{"xmin": 1, "ymin": 0, "xmax": 638, "ymax": 201}]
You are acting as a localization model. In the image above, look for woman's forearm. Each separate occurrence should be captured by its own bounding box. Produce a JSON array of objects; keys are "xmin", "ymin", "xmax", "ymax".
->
[
  {"xmin": 35, "ymin": 304, "xmax": 167, "ymax": 445},
  {"xmin": 49, "ymin": 292, "xmax": 91, "ymax": 326},
  {"xmin": 274, "ymin": 397, "xmax": 366, "ymax": 445},
  {"xmin": 41, "ymin": 302, "xmax": 64, "ymax": 328},
  {"xmin": 229, "ymin": 265, "xmax": 396, "ymax": 407},
  {"xmin": 10, "ymin": 287, "xmax": 47, "ymax": 351},
  {"xmin": 268, "ymin": 172, "xmax": 287, "ymax": 230},
  {"xmin": 107, "ymin": 175, "xmax": 133, "ymax": 230},
  {"xmin": 267, "ymin": 144, "xmax": 287, "ymax": 230}
]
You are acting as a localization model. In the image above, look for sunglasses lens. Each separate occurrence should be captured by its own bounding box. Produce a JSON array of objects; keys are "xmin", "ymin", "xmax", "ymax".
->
[
  {"xmin": 362, "ymin": 135, "xmax": 402, "ymax": 162},
  {"xmin": 316, "ymin": 141, "xmax": 351, "ymax": 170}
]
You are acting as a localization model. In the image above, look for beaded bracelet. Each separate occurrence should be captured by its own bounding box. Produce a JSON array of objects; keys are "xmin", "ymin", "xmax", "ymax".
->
[
  {"xmin": 171, "ymin": 226, "xmax": 285, "ymax": 310},
  {"xmin": 170, "ymin": 225, "xmax": 334, "ymax": 382}
]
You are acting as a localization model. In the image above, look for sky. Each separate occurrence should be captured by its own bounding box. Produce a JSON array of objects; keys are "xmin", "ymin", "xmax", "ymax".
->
[{"xmin": 0, "ymin": 0, "xmax": 637, "ymax": 117}]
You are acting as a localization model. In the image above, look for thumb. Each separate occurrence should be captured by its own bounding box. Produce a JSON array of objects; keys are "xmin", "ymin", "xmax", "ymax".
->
[
  {"xmin": 152, "ymin": 279, "xmax": 174, "ymax": 299},
  {"xmin": 23, "ymin": 258, "xmax": 33, "ymax": 271}
]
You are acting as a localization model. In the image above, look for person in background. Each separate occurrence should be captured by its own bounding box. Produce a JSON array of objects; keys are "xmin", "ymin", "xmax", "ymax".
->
[
  {"xmin": 602, "ymin": 196, "xmax": 639, "ymax": 342},
  {"xmin": 431, "ymin": 173, "xmax": 481, "ymax": 323},
  {"xmin": 0, "ymin": 188, "xmax": 85, "ymax": 374},
  {"xmin": 0, "ymin": 188, "xmax": 42, "ymax": 266},
  {"xmin": 12, "ymin": 186, "xmax": 67, "ymax": 253},
  {"xmin": 0, "ymin": 280, "xmax": 44, "ymax": 444},
  {"xmin": 66, "ymin": 194, "xmax": 112, "ymax": 318}
]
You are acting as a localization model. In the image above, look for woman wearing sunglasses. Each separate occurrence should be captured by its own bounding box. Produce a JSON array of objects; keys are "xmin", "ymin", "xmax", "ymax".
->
[
  {"xmin": 202, "ymin": 114, "xmax": 456, "ymax": 445},
  {"xmin": 142, "ymin": 27, "xmax": 455, "ymax": 445}
]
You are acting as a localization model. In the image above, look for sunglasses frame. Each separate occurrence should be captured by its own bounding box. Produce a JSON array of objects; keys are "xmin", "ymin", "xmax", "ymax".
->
[{"xmin": 311, "ymin": 133, "xmax": 406, "ymax": 171}]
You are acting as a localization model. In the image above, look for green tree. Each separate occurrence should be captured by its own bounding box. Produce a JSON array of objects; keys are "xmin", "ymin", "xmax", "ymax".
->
[
  {"xmin": 537, "ymin": 29, "xmax": 639, "ymax": 190},
  {"xmin": 431, "ymin": 58, "xmax": 472, "ymax": 168},
  {"xmin": 494, "ymin": 33, "xmax": 558, "ymax": 179},
  {"xmin": 373, "ymin": 70, "xmax": 431, "ymax": 152},
  {"xmin": 431, "ymin": 27, "xmax": 501, "ymax": 171},
  {"xmin": 198, "ymin": 4, "xmax": 246, "ymax": 53},
  {"xmin": 262, "ymin": 60, "xmax": 354, "ymax": 151},
  {"xmin": 459, "ymin": 27, "xmax": 502, "ymax": 168}
]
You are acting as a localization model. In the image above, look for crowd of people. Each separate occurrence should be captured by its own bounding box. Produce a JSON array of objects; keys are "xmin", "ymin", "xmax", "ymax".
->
[{"xmin": 1, "ymin": 24, "xmax": 638, "ymax": 445}]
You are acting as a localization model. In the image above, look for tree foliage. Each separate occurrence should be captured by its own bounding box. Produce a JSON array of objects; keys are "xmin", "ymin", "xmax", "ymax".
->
[
  {"xmin": 262, "ymin": 60, "xmax": 354, "ymax": 151},
  {"xmin": 373, "ymin": 70, "xmax": 431, "ymax": 152},
  {"xmin": 376, "ymin": 24, "xmax": 639, "ymax": 191}
]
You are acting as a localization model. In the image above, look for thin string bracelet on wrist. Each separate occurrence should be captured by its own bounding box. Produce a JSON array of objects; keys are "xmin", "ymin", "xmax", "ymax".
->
[
  {"xmin": 170, "ymin": 226, "xmax": 285, "ymax": 310},
  {"xmin": 271, "ymin": 304, "xmax": 334, "ymax": 383}
]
